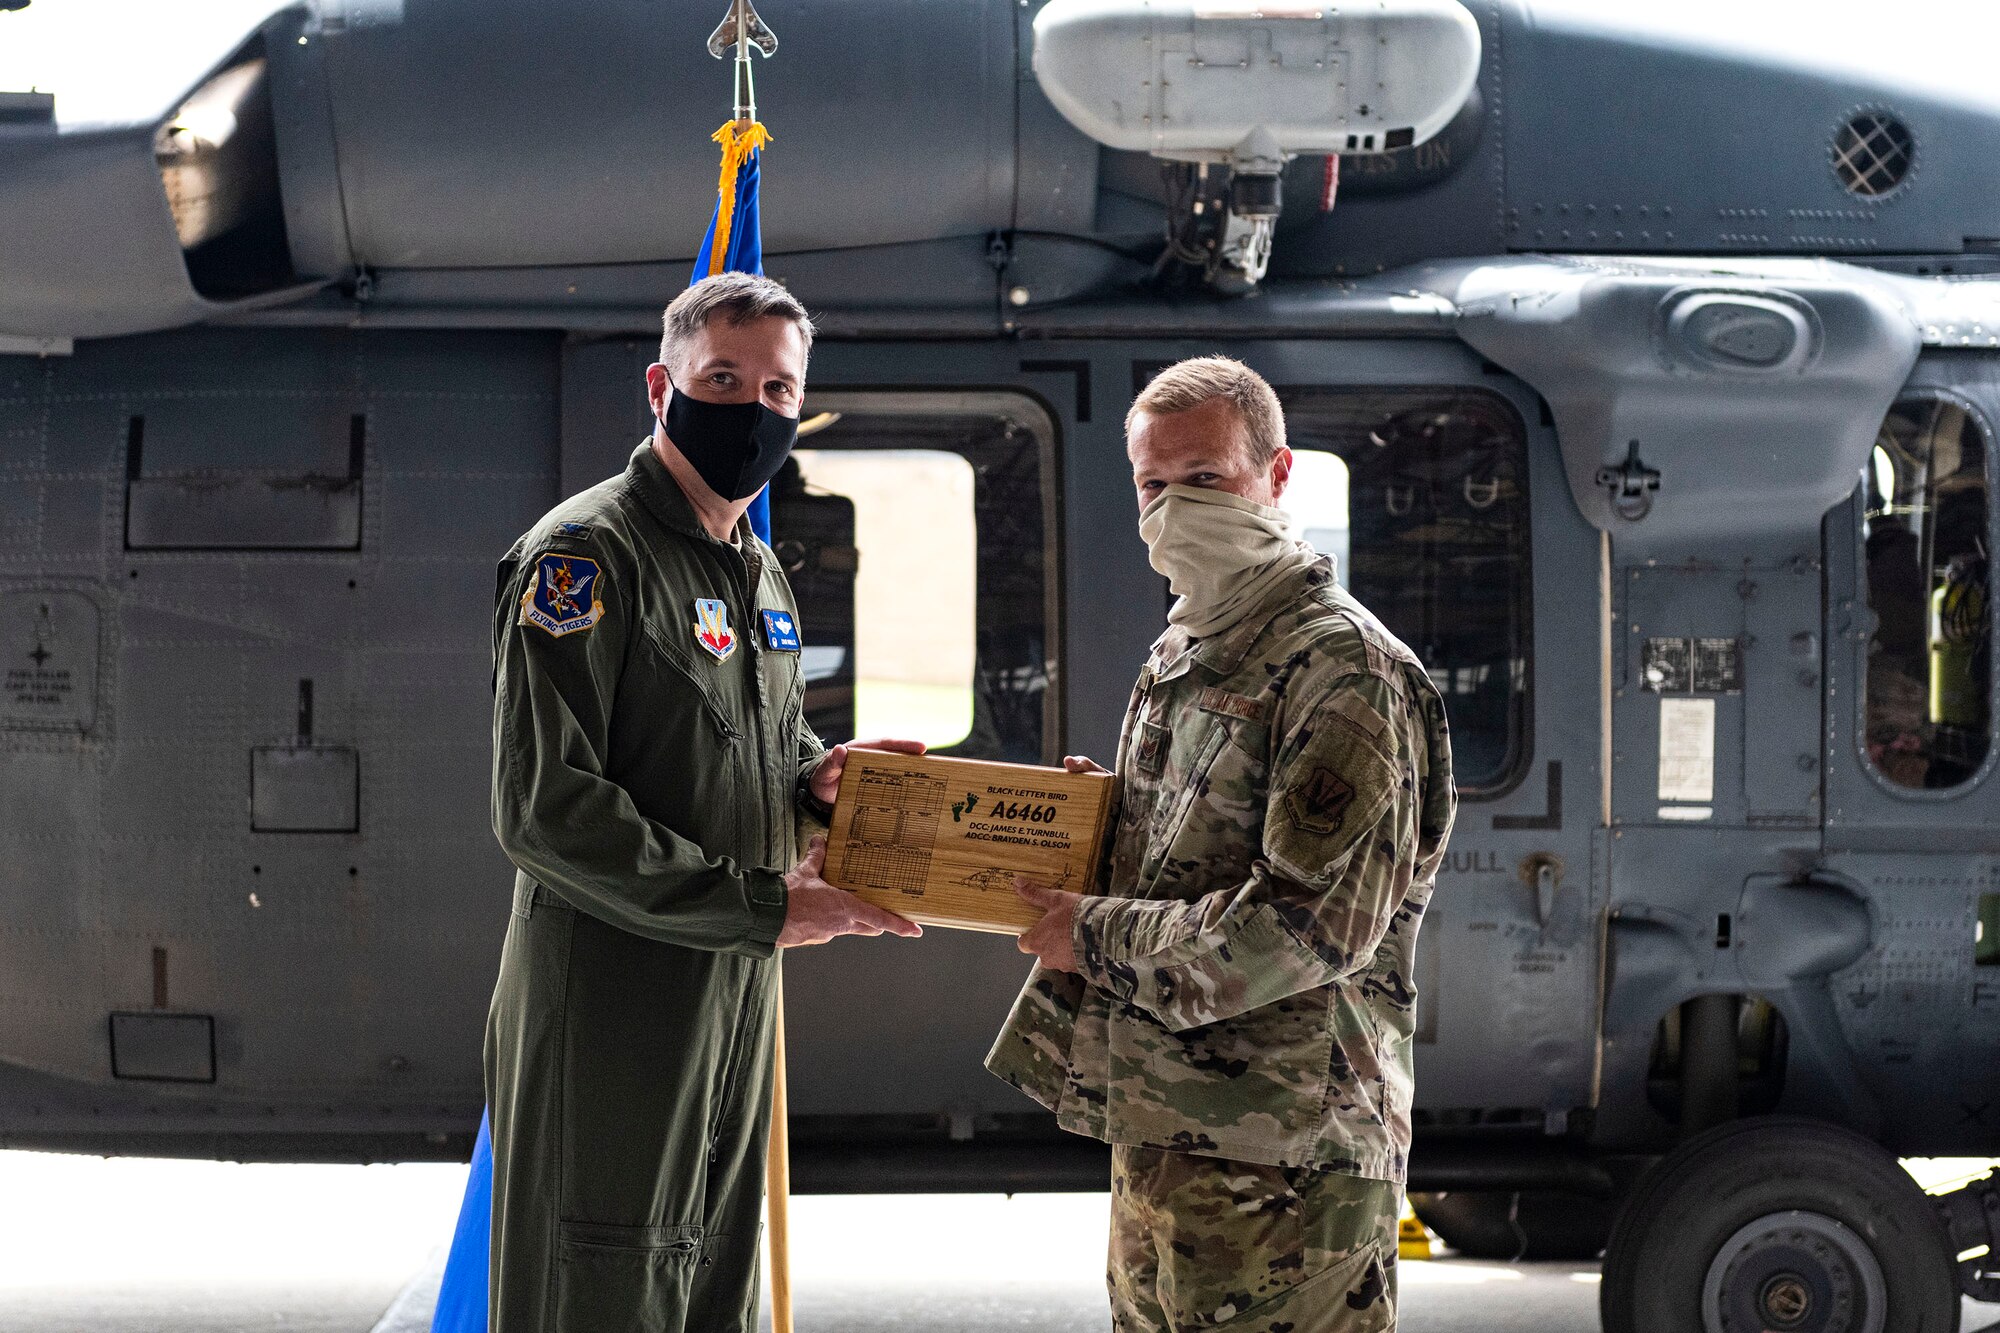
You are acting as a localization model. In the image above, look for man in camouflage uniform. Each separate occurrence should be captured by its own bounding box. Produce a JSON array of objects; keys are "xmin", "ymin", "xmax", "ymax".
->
[{"xmin": 989, "ymin": 357, "xmax": 1456, "ymax": 1332}]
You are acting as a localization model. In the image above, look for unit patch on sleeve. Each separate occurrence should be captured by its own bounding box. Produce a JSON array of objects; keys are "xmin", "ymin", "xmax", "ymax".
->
[
  {"xmin": 761, "ymin": 609, "xmax": 802, "ymax": 652},
  {"xmin": 694, "ymin": 598, "xmax": 738, "ymax": 661},
  {"xmin": 519, "ymin": 554, "xmax": 606, "ymax": 637},
  {"xmin": 1288, "ymin": 766, "xmax": 1357, "ymax": 835}
]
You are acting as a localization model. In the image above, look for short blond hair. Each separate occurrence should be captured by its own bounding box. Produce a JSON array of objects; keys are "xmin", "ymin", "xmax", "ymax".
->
[{"xmin": 1127, "ymin": 356, "xmax": 1285, "ymax": 467}]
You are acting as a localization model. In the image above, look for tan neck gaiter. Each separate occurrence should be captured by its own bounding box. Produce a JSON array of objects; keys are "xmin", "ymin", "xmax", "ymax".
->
[{"xmin": 1138, "ymin": 483, "xmax": 1320, "ymax": 639}]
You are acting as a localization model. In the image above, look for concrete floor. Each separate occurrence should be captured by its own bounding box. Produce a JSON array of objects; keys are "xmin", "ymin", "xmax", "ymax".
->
[{"xmin": 0, "ymin": 1150, "xmax": 1993, "ymax": 1333}]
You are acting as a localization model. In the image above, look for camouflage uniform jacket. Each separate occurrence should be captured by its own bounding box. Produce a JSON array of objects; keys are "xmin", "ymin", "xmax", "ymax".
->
[{"xmin": 986, "ymin": 556, "xmax": 1456, "ymax": 1180}]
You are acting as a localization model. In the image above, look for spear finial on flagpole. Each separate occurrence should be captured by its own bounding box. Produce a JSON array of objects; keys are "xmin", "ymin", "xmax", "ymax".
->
[
  {"xmin": 707, "ymin": 0, "xmax": 778, "ymax": 126},
  {"xmin": 698, "ymin": 0, "xmax": 777, "ymax": 279}
]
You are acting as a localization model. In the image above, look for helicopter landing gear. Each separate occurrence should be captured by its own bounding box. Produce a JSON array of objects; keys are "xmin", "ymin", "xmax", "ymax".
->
[{"xmin": 1599, "ymin": 1117, "xmax": 1960, "ymax": 1333}]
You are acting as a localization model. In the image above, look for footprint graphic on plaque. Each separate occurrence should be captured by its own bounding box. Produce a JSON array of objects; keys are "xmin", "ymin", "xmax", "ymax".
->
[{"xmin": 842, "ymin": 768, "xmax": 947, "ymax": 897}]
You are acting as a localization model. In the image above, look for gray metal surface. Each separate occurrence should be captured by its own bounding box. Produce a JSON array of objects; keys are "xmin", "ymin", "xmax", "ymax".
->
[
  {"xmin": 0, "ymin": 328, "xmax": 558, "ymax": 1144},
  {"xmin": 7, "ymin": 1, "xmax": 2000, "ymax": 337},
  {"xmin": 1447, "ymin": 257, "xmax": 1922, "ymax": 549}
]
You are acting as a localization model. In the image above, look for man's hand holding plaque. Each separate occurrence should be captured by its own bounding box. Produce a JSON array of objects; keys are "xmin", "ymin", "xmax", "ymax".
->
[
  {"xmin": 777, "ymin": 835, "xmax": 923, "ymax": 947},
  {"xmin": 1012, "ymin": 756, "xmax": 1108, "ymax": 968},
  {"xmin": 809, "ymin": 737, "xmax": 928, "ymax": 806},
  {"xmin": 1013, "ymin": 878, "xmax": 1080, "ymax": 972},
  {"xmin": 779, "ymin": 739, "xmax": 931, "ymax": 948}
]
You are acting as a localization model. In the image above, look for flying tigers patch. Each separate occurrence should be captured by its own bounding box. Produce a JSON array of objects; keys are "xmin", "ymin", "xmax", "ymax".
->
[
  {"xmin": 519, "ymin": 553, "xmax": 605, "ymax": 637},
  {"xmin": 1288, "ymin": 766, "xmax": 1357, "ymax": 835}
]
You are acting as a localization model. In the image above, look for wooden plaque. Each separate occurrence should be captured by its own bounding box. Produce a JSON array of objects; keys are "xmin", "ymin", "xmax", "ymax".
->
[{"xmin": 823, "ymin": 752, "xmax": 1116, "ymax": 934}]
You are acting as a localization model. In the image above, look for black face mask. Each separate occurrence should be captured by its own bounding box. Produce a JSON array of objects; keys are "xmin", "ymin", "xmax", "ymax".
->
[{"xmin": 660, "ymin": 379, "xmax": 798, "ymax": 501}]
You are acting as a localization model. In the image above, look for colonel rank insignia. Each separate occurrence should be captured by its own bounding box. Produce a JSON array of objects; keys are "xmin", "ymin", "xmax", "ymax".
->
[
  {"xmin": 519, "ymin": 554, "xmax": 605, "ymax": 637},
  {"xmin": 694, "ymin": 598, "xmax": 737, "ymax": 661}
]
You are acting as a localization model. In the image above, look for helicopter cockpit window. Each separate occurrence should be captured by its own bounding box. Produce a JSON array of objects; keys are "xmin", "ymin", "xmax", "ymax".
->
[
  {"xmin": 1279, "ymin": 390, "xmax": 1532, "ymax": 795},
  {"xmin": 1861, "ymin": 398, "xmax": 1992, "ymax": 790},
  {"xmin": 769, "ymin": 393, "xmax": 1056, "ymax": 765}
]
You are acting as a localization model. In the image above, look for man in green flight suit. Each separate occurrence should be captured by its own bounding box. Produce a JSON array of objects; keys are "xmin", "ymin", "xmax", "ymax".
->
[
  {"xmin": 485, "ymin": 272, "xmax": 922, "ymax": 1333},
  {"xmin": 992, "ymin": 357, "xmax": 1458, "ymax": 1333}
]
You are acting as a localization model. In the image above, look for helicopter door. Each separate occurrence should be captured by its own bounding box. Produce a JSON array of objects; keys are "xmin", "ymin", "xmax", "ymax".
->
[{"xmin": 1273, "ymin": 378, "xmax": 1601, "ymax": 1124}]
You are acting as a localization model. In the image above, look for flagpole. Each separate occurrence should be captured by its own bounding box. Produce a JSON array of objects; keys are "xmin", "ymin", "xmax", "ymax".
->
[
  {"xmin": 731, "ymin": 0, "xmax": 792, "ymax": 1314},
  {"xmin": 701, "ymin": 7, "xmax": 792, "ymax": 1327},
  {"xmin": 766, "ymin": 966, "xmax": 794, "ymax": 1333},
  {"xmin": 732, "ymin": 0, "xmax": 757, "ymax": 124}
]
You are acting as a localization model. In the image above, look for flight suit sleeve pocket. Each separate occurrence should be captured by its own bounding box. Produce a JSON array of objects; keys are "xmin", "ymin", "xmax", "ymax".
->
[
  {"xmin": 555, "ymin": 1221, "xmax": 702, "ymax": 1333},
  {"xmin": 1267, "ymin": 682, "xmax": 1402, "ymax": 887}
]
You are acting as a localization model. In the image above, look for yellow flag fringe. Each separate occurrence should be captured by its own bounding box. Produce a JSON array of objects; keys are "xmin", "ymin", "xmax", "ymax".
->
[{"xmin": 705, "ymin": 119, "xmax": 772, "ymax": 278}]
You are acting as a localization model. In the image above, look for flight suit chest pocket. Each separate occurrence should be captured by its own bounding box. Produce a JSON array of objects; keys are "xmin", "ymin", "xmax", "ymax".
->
[
  {"xmin": 1136, "ymin": 692, "xmax": 1272, "ymax": 893},
  {"xmin": 639, "ymin": 622, "xmax": 740, "ymax": 740},
  {"xmin": 1135, "ymin": 724, "xmax": 1230, "ymax": 895}
]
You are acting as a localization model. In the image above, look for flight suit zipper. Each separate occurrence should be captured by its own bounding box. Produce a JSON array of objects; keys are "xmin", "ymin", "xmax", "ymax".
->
[
  {"xmin": 735, "ymin": 544, "xmax": 776, "ymax": 862},
  {"xmin": 711, "ymin": 543, "xmax": 774, "ymax": 1168}
]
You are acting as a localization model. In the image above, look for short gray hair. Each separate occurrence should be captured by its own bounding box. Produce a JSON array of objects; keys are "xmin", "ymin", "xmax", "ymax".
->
[
  {"xmin": 659, "ymin": 272, "xmax": 817, "ymax": 371},
  {"xmin": 1127, "ymin": 355, "xmax": 1286, "ymax": 467}
]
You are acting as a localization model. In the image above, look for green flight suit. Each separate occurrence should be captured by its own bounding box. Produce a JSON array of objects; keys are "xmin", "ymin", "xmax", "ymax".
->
[{"xmin": 484, "ymin": 441, "xmax": 821, "ymax": 1333}]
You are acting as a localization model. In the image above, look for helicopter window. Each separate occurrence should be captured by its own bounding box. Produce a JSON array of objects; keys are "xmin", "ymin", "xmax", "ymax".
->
[
  {"xmin": 1280, "ymin": 390, "xmax": 1533, "ymax": 795},
  {"xmin": 1277, "ymin": 450, "xmax": 1352, "ymax": 588},
  {"xmin": 791, "ymin": 449, "xmax": 978, "ymax": 750},
  {"xmin": 770, "ymin": 393, "xmax": 1056, "ymax": 764},
  {"xmin": 1861, "ymin": 398, "xmax": 1991, "ymax": 790}
]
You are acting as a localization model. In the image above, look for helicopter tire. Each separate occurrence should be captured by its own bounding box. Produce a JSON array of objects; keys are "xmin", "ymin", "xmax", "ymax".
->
[
  {"xmin": 1599, "ymin": 1116, "xmax": 1958, "ymax": 1333},
  {"xmin": 1407, "ymin": 1189, "xmax": 1616, "ymax": 1261}
]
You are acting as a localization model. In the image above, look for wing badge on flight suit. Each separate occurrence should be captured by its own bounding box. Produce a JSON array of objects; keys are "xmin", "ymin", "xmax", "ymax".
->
[
  {"xmin": 518, "ymin": 554, "xmax": 605, "ymax": 637},
  {"xmin": 694, "ymin": 598, "xmax": 738, "ymax": 661}
]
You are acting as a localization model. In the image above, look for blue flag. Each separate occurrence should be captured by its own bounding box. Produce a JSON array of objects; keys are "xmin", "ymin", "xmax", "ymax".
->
[
  {"xmin": 694, "ymin": 119, "xmax": 773, "ymax": 544},
  {"xmin": 429, "ymin": 117, "xmax": 778, "ymax": 1333},
  {"xmin": 428, "ymin": 1111, "xmax": 492, "ymax": 1333}
]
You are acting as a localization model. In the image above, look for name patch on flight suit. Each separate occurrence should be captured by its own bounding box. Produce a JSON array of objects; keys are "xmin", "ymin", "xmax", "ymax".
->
[
  {"xmin": 519, "ymin": 554, "xmax": 605, "ymax": 637},
  {"xmin": 761, "ymin": 609, "xmax": 802, "ymax": 652},
  {"xmin": 694, "ymin": 598, "xmax": 738, "ymax": 661},
  {"xmin": 1196, "ymin": 687, "xmax": 1269, "ymax": 724}
]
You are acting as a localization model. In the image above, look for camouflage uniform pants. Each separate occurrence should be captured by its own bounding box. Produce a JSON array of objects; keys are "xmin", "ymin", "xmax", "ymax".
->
[{"xmin": 1109, "ymin": 1145, "xmax": 1400, "ymax": 1333}]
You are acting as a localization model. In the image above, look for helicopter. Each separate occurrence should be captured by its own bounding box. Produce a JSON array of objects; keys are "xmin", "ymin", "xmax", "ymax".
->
[{"xmin": 1, "ymin": 0, "xmax": 1997, "ymax": 1327}]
